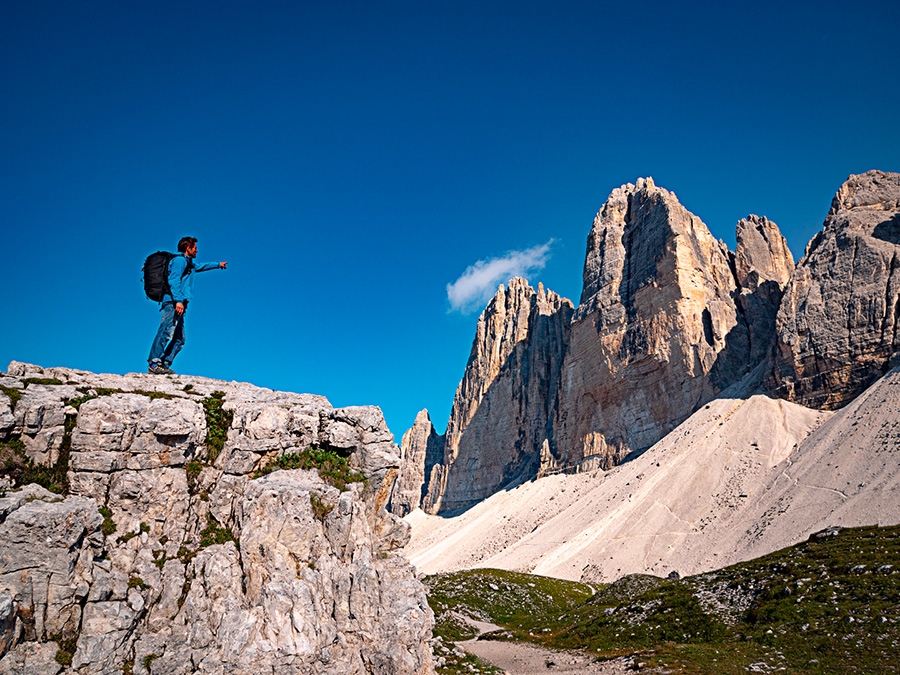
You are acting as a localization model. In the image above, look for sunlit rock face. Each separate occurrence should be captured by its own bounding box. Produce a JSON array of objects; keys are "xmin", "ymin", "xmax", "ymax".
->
[
  {"xmin": 424, "ymin": 279, "xmax": 573, "ymax": 514},
  {"xmin": 0, "ymin": 362, "xmax": 434, "ymax": 675},
  {"xmin": 416, "ymin": 179, "xmax": 795, "ymax": 514},
  {"xmin": 769, "ymin": 170, "xmax": 900, "ymax": 408},
  {"xmin": 552, "ymin": 178, "xmax": 793, "ymax": 470},
  {"xmin": 388, "ymin": 409, "xmax": 443, "ymax": 517}
]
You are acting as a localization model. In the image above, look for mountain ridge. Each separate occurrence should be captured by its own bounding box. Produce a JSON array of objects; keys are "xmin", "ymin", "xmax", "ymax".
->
[{"xmin": 392, "ymin": 170, "xmax": 900, "ymax": 519}]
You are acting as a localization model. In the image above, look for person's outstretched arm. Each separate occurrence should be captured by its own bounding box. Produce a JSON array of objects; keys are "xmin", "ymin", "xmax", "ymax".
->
[{"xmin": 195, "ymin": 261, "xmax": 228, "ymax": 272}]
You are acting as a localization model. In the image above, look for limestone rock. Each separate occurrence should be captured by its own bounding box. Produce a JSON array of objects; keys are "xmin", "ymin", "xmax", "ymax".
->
[
  {"xmin": 733, "ymin": 215, "xmax": 795, "ymax": 367},
  {"xmin": 734, "ymin": 214, "xmax": 794, "ymax": 290},
  {"xmin": 770, "ymin": 170, "xmax": 900, "ymax": 408},
  {"xmin": 0, "ymin": 385, "xmax": 16, "ymax": 441},
  {"xmin": 0, "ymin": 640, "xmax": 63, "ymax": 675},
  {"xmin": 0, "ymin": 492, "xmax": 103, "ymax": 649},
  {"xmin": 424, "ymin": 279, "xmax": 573, "ymax": 513},
  {"xmin": 554, "ymin": 178, "xmax": 789, "ymax": 470},
  {"xmin": 416, "ymin": 180, "xmax": 795, "ymax": 514},
  {"xmin": 13, "ymin": 383, "xmax": 77, "ymax": 466},
  {"xmin": 0, "ymin": 363, "xmax": 434, "ymax": 675},
  {"xmin": 388, "ymin": 410, "xmax": 443, "ymax": 517}
]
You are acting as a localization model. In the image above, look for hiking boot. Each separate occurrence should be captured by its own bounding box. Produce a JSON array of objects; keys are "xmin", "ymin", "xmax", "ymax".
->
[{"xmin": 148, "ymin": 363, "xmax": 174, "ymax": 375}]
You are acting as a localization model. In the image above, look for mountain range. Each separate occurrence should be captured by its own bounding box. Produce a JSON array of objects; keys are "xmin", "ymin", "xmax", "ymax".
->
[{"xmin": 396, "ymin": 169, "xmax": 900, "ymax": 581}]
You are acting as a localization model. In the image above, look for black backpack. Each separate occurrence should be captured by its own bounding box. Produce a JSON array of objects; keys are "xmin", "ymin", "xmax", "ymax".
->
[{"xmin": 142, "ymin": 251, "xmax": 178, "ymax": 301}]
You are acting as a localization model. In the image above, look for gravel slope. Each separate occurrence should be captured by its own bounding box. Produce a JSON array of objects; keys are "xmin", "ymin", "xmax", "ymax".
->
[{"xmin": 406, "ymin": 367, "xmax": 900, "ymax": 582}]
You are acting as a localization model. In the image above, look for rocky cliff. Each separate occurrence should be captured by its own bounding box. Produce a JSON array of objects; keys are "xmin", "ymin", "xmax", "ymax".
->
[
  {"xmin": 405, "ymin": 178, "xmax": 795, "ymax": 514},
  {"xmin": 387, "ymin": 410, "xmax": 443, "ymax": 517},
  {"xmin": 553, "ymin": 179, "xmax": 793, "ymax": 471},
  {"xmin": 770, "ymin": 169, "xmax": 900, "ymax": 408},
  {"xmin": 0, "ymin": 362, "xmax": 434, "ymax": 675},
  {"xmin": 420, "ymin": 279, "xmax": 573, "ymax": 514}
]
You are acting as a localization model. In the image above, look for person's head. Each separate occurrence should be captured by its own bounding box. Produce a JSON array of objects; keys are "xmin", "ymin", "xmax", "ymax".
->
[{"xmin": 178, "ymin": 236, "xmax": 198, "ymax": 257}]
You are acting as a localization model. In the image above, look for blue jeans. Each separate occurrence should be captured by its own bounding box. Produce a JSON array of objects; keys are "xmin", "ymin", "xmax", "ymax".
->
[{"xmin": 148, "ymin": 302, "xmax": 186, "ymax": 366}]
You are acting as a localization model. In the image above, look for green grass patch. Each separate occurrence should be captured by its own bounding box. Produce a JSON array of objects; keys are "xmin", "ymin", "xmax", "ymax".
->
[
  {"xmin": 98, "ymin": 507, "xmax": 116, "ymax": 536},
  {"xmin": 22, "ymin": 377, "xmax": 63, "ymax": 386},
  {"xmin": 131, "ymin": 389, "xmax": 178, "ymax": 400},
  {"xmin": 128, "ymin": 576, "xmax": 150, "ymax": 591},
  {"xmin": 425, "ymin": 525, "xmax": 900, "ymax": 675},
  {"xmin": 426, "ymin": 568, "xmax": 594, "ymax": 644},
  {"xmin": 199, "ymin": 514, "xmax": 238, "ymax": 549},
  {"xmin": 0, "ymin": 385, "xmax": 22, "ymax": 411},
  {"xmin": 202, "ymin": 392, "xmax": 232, "ymax": 463},
  {"xmin": 253, "ymin": 446, "xmax": 366, "ymax": 491},
  {"xmin": 178, "ymin": 546, "xmax": 197, "ymax": 566},
  {"xmin": 51, "ymin": 634, "xmax": 76, "ymax": 666}
]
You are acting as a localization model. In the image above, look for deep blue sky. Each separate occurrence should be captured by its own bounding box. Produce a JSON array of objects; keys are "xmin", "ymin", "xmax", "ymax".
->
[{"xmin": 2, "ymin": 1, "xmax": 898, "ymax": 439}]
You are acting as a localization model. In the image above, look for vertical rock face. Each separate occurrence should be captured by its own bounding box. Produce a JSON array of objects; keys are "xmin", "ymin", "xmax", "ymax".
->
[
  {"xmin": 415, "ymin": 179, "xmax": 796, "ymax": 514},
  {"xmin": 732, "ymin": 215, "xmax": 796, "ymax": 369},
  {"xmin": 424, "ymin": 279, "xmax": 573, "ymax": 514},
  {"xmin": 770, "ymin": 170, "xmax": 900, "ymax": 408},
  {"xmin": 553, "ymin": 179, "xmax": 792, "ymax": 469},
  {"xmin": 388, "ymin": 410, "xmax": 443, "ymax": 517},
  {"xmin": 0, "ymin": 362, "xmax": 434, "ymax": 675}
]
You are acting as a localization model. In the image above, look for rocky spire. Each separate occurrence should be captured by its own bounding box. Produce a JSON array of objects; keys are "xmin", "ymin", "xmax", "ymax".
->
[
  {"xmin": 422, "ymin": 278, "xmax": 573, "ymax": 514},
  {"xmin": 734, "ymin": 214, "xmax": 794, "ymax": 290},
  {"xmin": 732, "ymin": 214, "xmax": 796, "ymax": 368},
  {"xmin": 554, "ymin": 178, "xmax": 763, "ymax": 469},
  {"xmin": 388, "ymin": 409, "xmax": 444, "ymax": 516},
  {"xmin": 769, "ymin": 170, "xmax": 900, "ymax": 408}
]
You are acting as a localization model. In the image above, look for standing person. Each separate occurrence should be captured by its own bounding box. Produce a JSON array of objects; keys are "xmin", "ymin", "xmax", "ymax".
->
[{"xmin": 148, "ymin": 237, "xmax": 228, "ymax": 374}]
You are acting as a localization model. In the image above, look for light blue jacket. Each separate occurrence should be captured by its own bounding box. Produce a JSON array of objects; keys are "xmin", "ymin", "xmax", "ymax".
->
[{"xmin": 166, "ymin": 255, "xmax": 221, "ymax": 305}]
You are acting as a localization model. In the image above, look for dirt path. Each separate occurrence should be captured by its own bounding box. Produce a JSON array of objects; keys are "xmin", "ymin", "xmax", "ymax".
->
[
  {"xmin": 460, "ymin": 638, "xmax": 635, "ymax": 674},
  {"xmin": 456, "ymin": 615, "xmax": 636, "ymax": 674}
]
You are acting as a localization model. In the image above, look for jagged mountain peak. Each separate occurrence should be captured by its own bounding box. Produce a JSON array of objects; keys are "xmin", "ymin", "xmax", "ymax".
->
[
  {"xmin": 829, "ymin": 169, "xmax": 900, "ymax": 216},
  {"xmin": 770, "ymin": 169, "xmax": 900, "ymax": 409},
  {"xmin": 734, "ymin": 214, "xmax": 795, "ymax": 291}
]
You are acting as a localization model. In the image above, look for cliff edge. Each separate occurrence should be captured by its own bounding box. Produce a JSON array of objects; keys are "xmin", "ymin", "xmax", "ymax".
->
[{"xmin": 0, "ymin": 361, "xmax": 434, "ymax": 675}]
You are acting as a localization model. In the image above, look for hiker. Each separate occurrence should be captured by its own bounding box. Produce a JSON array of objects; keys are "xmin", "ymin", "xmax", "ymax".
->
[{"xmin": 147, "ymin": 237, "xmax": 228, "ymax": 374}]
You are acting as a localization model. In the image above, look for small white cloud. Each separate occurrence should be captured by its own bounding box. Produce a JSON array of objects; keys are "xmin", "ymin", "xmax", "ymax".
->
[{"xmin": 447, "ymin": 241, "xmax": 553, "ymax": 313}]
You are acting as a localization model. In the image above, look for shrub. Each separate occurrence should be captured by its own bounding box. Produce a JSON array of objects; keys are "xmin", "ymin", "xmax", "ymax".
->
[
  {"xmin": 254, "ymin": 446, "xmax": 365, "ymax": 491},
  {"xmin": 99, "ymin": 507, "xmax": 116, "ymax": 536},
  {"xmin": 22, "ymin": 377, "xmax": 63, "ymax": 386},
  {"xmin": 0, "ymin": 386, "xmax": 22, "ymax": 411},
  {"xmin": 128, "ymin": 576, "xmax": 150, "ymax": 591},
  {"xmin": 202, "ymin": 392, "xmax": 232, "ymax": 463},
  {"xmin": 199, "ymin": 514, "xmax": 237, "ymax": 549},
  {"xmin": 310, "ymin": 494, "xmax": 334, "ymax": 521}
]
